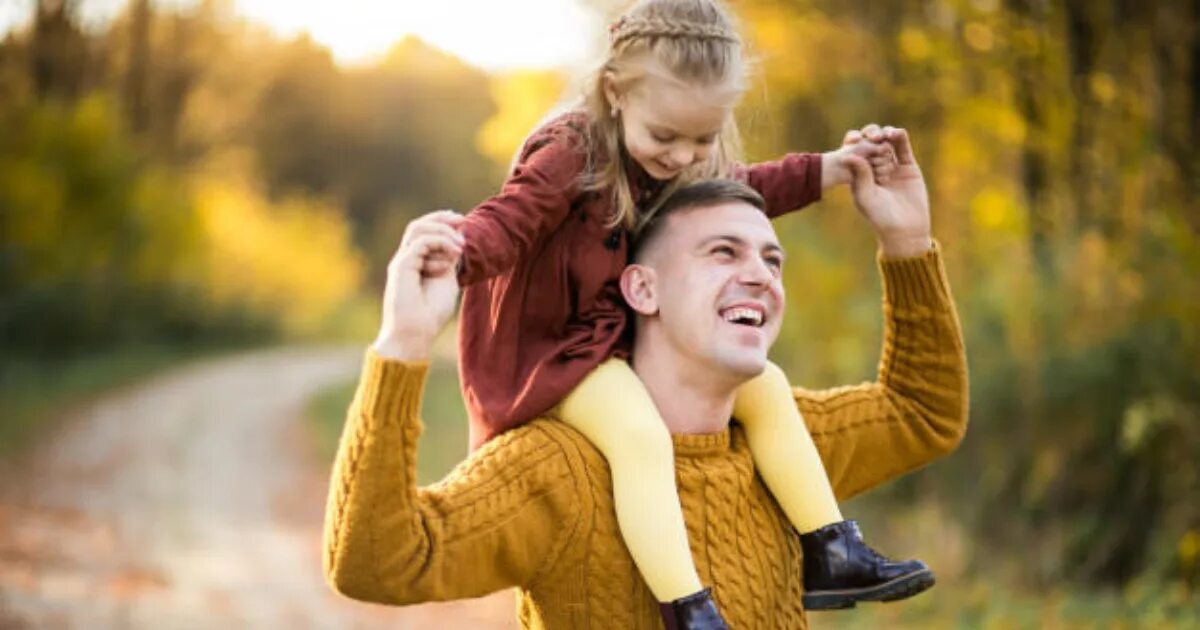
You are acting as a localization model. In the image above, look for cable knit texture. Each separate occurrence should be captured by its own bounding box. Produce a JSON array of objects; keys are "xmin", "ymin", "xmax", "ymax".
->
[{"xmin": 323, "ymin": 244, "xmax": 968, "ymax": 629}]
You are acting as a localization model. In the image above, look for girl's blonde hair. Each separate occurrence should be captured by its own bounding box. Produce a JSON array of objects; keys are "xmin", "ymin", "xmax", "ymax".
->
[{"xmin": 580, "ymin": 0, "xmax": 747, "ymax": 230}]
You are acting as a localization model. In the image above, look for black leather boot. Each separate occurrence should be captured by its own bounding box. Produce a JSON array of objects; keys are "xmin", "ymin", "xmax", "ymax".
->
[
  {"xmin": 658, "ymin": 588, "xmax": 730, "ymax": 630},
  {"xmin": 799, "ymin": 520, "xmax": 935, "ymax": 610}
]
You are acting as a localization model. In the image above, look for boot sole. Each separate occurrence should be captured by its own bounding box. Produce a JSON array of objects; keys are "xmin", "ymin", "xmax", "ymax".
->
[{"xmin": 802, "ymin": 569, "xmax": 936, "ymax": 610}]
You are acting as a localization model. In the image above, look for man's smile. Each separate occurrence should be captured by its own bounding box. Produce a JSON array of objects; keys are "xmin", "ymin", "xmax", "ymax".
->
[{"xmin": 718, "ymin": 302, "xmax": 766, "ymax": 327}]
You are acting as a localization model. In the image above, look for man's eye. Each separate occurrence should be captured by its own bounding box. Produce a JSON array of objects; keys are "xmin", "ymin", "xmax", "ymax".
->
[
  {"xmin": 765, "ymin": 257, "xmax": 783, "ymax": 271},
  {"xmin": 652, "ymin": 133, "xmax": 674, "ymax": 143},
  {"xmin": 712, "ymin": 246, "xmax": 735, "ymax": 258},
  {"xmin": 697, "ymin": 136, "xmax": 716, "ymax": 145}
]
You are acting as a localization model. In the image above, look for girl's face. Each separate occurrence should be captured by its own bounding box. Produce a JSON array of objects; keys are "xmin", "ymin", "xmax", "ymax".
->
[{"xmin": 611, "ymin": 72, "xmax": 736, "ymax": 181}]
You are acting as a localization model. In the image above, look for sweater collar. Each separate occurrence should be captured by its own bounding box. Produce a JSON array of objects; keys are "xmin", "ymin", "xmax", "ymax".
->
[{"xmin": 671, "ymin": 428, "xmax": 732, "ymax": 457}]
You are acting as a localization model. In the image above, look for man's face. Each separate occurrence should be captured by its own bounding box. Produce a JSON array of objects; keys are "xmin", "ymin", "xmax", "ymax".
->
[{"xmin": 635, "ymin": 201, "xmax": 785, "ymax": 379}]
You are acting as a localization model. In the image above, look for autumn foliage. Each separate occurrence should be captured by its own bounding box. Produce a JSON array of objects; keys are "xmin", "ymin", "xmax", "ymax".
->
[{"xmin": 1, "ymin": 0, "xmax": 1197, "ymax": 621}]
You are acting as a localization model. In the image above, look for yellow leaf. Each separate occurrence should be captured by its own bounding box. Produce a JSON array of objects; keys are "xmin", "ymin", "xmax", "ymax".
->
[
  {"xmin": 964, "ymin": 22, "xmax": 995, "ymax": 52},
  {"xmin": 899, "ymin": 27, "xmax": 933, "ymax": 62}
]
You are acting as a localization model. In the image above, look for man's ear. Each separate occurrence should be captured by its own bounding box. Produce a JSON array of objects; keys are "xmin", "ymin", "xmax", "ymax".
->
[{"xmin": 620, "ymin": 264, "xmax": 658, "ymax": 315}]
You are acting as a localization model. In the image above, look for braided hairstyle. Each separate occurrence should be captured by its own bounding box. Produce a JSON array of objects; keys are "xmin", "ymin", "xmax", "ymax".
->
[
  {"xmin": 579, "ymin": 0, "xmax": 748, "ymax": 230},
  {"xmin": 608, "ymin": 15, "xmax": 739, "ymax": 49}
]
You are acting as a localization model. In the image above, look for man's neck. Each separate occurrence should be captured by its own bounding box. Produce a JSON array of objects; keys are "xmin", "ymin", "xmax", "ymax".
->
[{"xmin": 630, "ymin": 340, "xmax": 740, "ymax": 436}]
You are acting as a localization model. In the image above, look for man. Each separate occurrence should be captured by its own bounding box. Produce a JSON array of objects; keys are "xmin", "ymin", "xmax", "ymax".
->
[{"xmin": 322, "ymin": 126, "xmax": 968, "ymax": 629}]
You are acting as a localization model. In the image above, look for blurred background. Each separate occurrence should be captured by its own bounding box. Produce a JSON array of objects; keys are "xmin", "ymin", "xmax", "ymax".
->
[{"xmin": 1, "ymin": 0, "xmax": 1197, "ymax": 627}]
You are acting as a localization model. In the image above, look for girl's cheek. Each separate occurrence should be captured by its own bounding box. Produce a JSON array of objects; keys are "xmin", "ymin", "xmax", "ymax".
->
[
  {"xmin": 627, "ymin": 134, "xmax": 649, "ymax": 158},
  {"xmin": 620, "ymin": 127, "xmax": 637, "ymax": 152}
]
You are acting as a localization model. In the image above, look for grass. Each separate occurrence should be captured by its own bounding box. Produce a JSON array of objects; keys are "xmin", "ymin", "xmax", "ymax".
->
[
  {"xmin": 307, "ymin": 361, "xmax": 471, "ymax": 484},
  {"xmin": 0, "ymin": 344, "xmax": 234, "ymax": 459}
]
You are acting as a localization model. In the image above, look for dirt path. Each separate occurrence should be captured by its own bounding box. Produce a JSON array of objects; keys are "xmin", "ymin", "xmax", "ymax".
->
[{"xmin": 0, "ymin": 346, "xmax": 517, "ymax": 629}]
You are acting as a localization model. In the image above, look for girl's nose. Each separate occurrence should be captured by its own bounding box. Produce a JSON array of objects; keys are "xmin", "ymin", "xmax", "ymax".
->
[{"xmin": 670, "ymin": 146, "xmax": 695, "ymax": 168}]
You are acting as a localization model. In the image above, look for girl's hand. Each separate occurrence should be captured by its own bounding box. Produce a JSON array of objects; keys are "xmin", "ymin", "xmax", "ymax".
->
[
  {"xmin": 843, "ymin": 128, "xmax": 900, "ymax": 184},
  {"xmin": 822, "ymin": 131, "xmax": 896, "ymax": 189}
]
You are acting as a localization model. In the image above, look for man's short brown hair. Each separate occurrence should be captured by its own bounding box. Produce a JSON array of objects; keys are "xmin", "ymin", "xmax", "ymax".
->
[{"xmin": 630, "ymin": 179, "xmax": 767, "ymax": 262}]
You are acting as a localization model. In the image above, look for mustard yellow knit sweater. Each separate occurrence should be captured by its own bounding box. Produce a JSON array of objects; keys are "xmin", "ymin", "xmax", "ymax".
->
[{"xmin": 323, "ymin": 245, "xmax": 969, "ymax": 629}]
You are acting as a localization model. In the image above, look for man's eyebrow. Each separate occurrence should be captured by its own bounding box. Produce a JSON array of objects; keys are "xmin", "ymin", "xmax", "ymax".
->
[
  {"xmin": 698, "ymin": 234, "xmax": 745, "ymax": 248},
  {"xmin": 698, "ymin": 234, "xmax": 785, "ymax": 256}
]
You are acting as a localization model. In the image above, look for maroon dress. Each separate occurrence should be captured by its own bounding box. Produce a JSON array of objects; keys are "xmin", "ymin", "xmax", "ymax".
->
[{"xmin": 456, "ymin": 112, "xmax": 822, "ymax": 450}]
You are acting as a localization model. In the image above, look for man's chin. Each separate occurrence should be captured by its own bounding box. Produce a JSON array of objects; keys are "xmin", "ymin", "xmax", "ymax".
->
[{"xmin": 717, "ymin": 354, "xmax": 769, "ymax": 380}]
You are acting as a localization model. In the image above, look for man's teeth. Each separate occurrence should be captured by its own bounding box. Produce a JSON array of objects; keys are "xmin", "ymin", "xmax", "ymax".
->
[{"xmin": 722, "ymin": 307, "xmax": 763, "ymax": 326}]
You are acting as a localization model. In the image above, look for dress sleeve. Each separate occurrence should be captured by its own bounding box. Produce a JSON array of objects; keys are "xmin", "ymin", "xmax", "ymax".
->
[
  {"xmin": 457, "ymin": 119, "xmax": 589, "ymax": 286},
  {"xmin": 795, "ymin": 243, "xmax": 970, "ymax": 501},
  {"xmin": 733, "ymin": 152, "xmax": 823, "ymax": 219},
  {"xmin": 323, "ymin": 351, "xmax": 583, "ymax": 604}
]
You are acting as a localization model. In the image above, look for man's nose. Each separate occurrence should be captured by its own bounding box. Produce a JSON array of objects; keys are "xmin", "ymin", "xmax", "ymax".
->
[{"xmin": 737, "ymin": 256, "xmax": 774, "ymax": 286}]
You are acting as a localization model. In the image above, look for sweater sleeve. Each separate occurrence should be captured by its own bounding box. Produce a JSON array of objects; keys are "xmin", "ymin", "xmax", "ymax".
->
[
  {"xmin": 456, "ymin": 119, "xmax": 588, "ymax": 286},
  {"xmin": 797, "ymin": 242, "xmax": 970, "ymax": 501},
  {"xmin": 322, "ymin": 351, "xmax": 583, "ymax": 604},
  {"xmin": 733, "ymin": 152, "xmax": 823, "ymax": 219}
]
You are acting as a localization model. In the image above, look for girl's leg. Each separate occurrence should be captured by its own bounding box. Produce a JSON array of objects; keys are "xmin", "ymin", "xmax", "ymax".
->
[
  {"xmin": 736, "ymin": 362, "xmax": 936, "ymax": 610},
  {"xmin": 732, "ymin": 361, "xmax": 842, "ymax": 532},
  {"xmin": 559, "ymin": 358, "xmax": 703, "ymax": 602}
]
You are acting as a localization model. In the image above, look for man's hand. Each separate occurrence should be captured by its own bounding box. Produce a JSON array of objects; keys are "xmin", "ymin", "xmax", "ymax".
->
[
  {"xmin": 372, "ymin": 210, "xmax": 466, "ymax": 361},
  {"xmin": 841, "ymin": 124, "xmax": 933, "ymax": 258}
]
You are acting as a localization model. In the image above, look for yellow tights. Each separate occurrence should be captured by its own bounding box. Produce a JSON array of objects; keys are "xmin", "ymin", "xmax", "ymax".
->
[{"xmin": 558, "ymin": 358, "xmax": 841, "ymax": 602}]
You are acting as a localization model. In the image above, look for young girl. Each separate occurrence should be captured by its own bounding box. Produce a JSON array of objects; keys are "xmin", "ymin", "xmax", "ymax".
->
[{"xmin": 453, "ymin": 0, "xmax": 933, "ymax": 626}]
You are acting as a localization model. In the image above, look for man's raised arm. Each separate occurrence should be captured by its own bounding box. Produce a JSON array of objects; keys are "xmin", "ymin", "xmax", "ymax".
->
[
  {"xmin": 322, "ymin": 211, "xmax": 581, "ymax": 604},
  {"xmin": 796, "ymin": 126, "xmax": 969, "ymax": 500}
]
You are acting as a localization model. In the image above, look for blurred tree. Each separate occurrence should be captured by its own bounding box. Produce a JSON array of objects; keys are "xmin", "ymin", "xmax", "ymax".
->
[
  {"xmin": 191, "ymin": 159, "xmax": 364, "ymax": 336},
  {"xmin": 0, "ymin": 95, "xmax": 205, "ymax": 355},
  {"xmin": 476, "ymin": 69, "xmax": 568, "ymax": 169},
  {"xmin": 123, "ymin": 0, "xmax": 151, "ymax": 134},
  {"xmin": 198, "ymin": 33, "xmax": 499, "ymax": 273},
  {"xmin": 333, "ymin": 37, "xmax": 497, "ymax": 272},
  {"xmin": 29, "ymin": 0, "xmax": 88, "ymax": 101}
]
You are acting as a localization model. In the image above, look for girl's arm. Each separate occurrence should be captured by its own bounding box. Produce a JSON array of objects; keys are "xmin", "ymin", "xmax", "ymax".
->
[
  {"xmin": 456, "ymin": 119, "xmax": 588, "ymax": 286},
  {"xmin": 733, "ymin": 152, "xmax": 824, "ymax": 219},
  {"xmin": 735, "ymin": 140, "xmax": 889, "ymax": 219}
]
